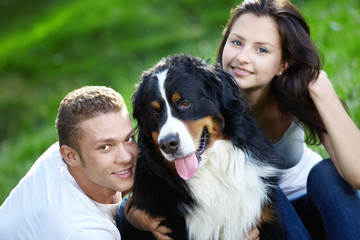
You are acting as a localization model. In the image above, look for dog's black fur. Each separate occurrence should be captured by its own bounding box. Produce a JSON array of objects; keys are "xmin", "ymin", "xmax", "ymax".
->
[{"xmin": 120, "ymin": 55, "xmax": 285, "ymax": 239}]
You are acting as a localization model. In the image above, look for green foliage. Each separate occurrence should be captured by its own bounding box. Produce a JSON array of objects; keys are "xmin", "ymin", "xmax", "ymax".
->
[
  {"xmin": 0, "ymin": 0, "xmax": 235, "ymax": 204},
  {"xmin": 297, "ymin": 0, "xmax": 360, "ymax": 157},
  {"xmin": 0, "ymin": 0, "xmax": 359, "ymax": 203}
]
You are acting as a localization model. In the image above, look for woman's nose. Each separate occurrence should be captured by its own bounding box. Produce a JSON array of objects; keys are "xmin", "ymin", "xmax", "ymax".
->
[{"xmin": 236, "ymin": 47, "xmax": 251, "ymax": 63}]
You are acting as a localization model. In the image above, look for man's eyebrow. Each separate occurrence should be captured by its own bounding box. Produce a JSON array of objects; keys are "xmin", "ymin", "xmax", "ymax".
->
[
  {"xmin": 93, "ymin": 138, "xmax": 115, "ymax": 145},
  {"xmin": 93, "ymin": 129, "xmax": 136, "ymax": 145},
  {"xmin": 127, "ymin": 129, "xmax": 136, "ymax": 138}
]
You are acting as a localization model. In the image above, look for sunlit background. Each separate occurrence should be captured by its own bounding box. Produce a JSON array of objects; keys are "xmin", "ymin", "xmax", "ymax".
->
[{"xmin": 1, "ymin": 0, "xmax": 359, "ymax": 203}]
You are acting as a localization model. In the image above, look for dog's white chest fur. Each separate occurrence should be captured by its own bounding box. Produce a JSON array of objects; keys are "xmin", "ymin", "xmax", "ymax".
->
[{"xmin": 185, "ymin": 140, "xmax": 276, "ymax": 240}]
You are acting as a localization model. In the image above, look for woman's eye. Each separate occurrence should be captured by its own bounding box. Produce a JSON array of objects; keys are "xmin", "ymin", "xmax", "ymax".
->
[
  {"xmin": 231, "ymin": 40, "xmax": 241, "ymax": 46},
  {"xmin": 258, "ymin": 47, "xmax": 269, "ymax": 53},
  {"xmin": 152, "ymin": 112, "xmax": 159, "ymax": 119},
  {"xmin": 179, "ymin": 100, "xmax": 192, "ymax": 109}
]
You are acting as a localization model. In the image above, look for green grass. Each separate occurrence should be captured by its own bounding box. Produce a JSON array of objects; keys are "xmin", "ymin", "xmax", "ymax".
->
[{"xmin": 1, "ymin": 0, "xmax": 359, "ymax": 204}]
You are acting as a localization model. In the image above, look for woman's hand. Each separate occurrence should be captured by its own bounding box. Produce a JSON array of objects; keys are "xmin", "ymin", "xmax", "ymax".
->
[
  {"xmin": 124, "ymin": 199, "xmax": 173, "ymax": 240},
  {"xmin": 308, "ymin": 70, "xmax": 334, "ymax": 99}
]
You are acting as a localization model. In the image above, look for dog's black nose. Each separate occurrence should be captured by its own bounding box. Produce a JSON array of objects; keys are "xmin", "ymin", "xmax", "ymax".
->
[{"xmin": 159, "ymin": 134, "xmax": 179, "ymax": 154}]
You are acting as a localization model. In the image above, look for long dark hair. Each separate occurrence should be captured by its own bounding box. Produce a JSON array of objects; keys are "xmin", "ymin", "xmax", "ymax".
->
[{"xmin": 217, "ymin": 0, "xmax": 326, "ymax": 144}]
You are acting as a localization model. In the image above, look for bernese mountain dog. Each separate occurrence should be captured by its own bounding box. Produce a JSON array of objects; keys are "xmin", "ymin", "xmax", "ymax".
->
[{"xmin": 121, "ymin": 55, "xmax": 285, "ymax": 239}]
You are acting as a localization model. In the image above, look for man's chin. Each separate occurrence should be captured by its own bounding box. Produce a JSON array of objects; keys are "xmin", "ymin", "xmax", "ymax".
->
[{"xmin": 116, "ymin": 180, "xmax": 134, "ymax": 196}]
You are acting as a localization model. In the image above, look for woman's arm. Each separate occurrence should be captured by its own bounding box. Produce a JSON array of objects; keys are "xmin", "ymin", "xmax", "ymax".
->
[{"xmin": 309, "ymin": 70, "xmax": 360, "ymax": 189}]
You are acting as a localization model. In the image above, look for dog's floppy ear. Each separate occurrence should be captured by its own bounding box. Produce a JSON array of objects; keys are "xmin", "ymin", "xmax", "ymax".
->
[
  {"xmin": 132, "ymin": 79, "xmax": 145, "ymax": 134},
  {"xmin": 132, "ymin": 57, "xmax": 168, "ymax": 131},
  {"xmin": 208, "ymin": 64, "xmax": 254, "ymax": 149},
  {"xmin": 132, "ymin": 73, "xmax": 156, "ymax": 144},
  {"xmin": 213, "ymin": 63, "xmax": 248, "ymax": 111},
  {"xmin": 200, "ymin": 63, "xmax": 247, "ymax": 117}
]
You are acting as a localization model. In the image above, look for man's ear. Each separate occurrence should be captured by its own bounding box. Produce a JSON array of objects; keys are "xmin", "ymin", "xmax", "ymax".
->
[{"xmin": 60, "ymin": 145, "xmax": 81, "ymax": 167}]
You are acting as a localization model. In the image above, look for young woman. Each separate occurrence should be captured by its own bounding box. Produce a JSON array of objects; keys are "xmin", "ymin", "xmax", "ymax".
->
[{"xmin": 217, "ymin": 0, "xmax": 360, "ymax": 239}]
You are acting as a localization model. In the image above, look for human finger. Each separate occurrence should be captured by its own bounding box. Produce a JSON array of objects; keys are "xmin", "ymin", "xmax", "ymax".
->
[
  {"xmin": 245, "ymin": 227, "xmax": 260, "ymax": 240},
  {"xmin": 151, "ymin": 229, "xmax": 173, "ymax": 240},
  {"xmin": 156, "ymin": 224, "xmax": 173, "ymax": 235}
]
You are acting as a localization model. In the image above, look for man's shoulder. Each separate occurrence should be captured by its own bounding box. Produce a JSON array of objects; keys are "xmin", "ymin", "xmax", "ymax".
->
[
  {"xmin": 45, "ymin": 206, "xmax": 120, "ymax": 240},
  {"xmin": 1, "ymin": 209, "xmax": 120, "ymax": 240},
  {"xmin": 0, "ymin": 142, "xmax": 75, "ymax": 215},
  {"xmin": 0, "ymin": 193, "xmax": 119, "ymax": 240},
  {"xmin": 20, "ymin": 142, "xmax": 62, "ymax": 179},
  {"xmin": 34, "ymin": 142, "xmax": 62, "ymax": 166}
]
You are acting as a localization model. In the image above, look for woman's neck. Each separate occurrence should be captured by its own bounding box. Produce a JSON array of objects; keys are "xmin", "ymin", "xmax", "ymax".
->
[
  {"xmin": 245, "ymin": 88, "xmax": 292, "ymax": 142},
  {"xmin": 244, "ymin": 85, "xmax": 272, "ymax": 117}
]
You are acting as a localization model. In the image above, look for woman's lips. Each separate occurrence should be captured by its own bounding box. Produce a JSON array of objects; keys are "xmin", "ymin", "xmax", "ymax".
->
[{"xmin": 232, "ymin": 67, "xmax": 253, "ymax": 76}]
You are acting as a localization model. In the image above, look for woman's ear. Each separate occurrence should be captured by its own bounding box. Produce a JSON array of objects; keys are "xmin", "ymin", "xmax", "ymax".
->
[
  {"xmin": 277, "ymin": 61, "xmax": 289, "ymax": 76},
  {"xmin": 60, "ymin": 145, "xmax": 82, "ymax": 167}
]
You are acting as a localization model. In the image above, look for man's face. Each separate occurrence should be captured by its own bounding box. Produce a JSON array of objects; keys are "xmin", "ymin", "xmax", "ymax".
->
[{"xmin": 75, "ymin": 110, "xmax": 138, "ymax": 202}]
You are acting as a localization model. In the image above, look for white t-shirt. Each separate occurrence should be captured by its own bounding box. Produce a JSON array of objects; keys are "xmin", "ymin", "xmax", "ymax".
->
[{"xmin": 0, "ymin": 143, "xmax": 121, "ymax": 240}]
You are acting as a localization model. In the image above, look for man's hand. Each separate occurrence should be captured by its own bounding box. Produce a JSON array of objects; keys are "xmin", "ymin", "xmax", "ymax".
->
[
  {"xmin": 147, "ymin": 220, "xmax": 173, "ymax": 240},
  {"xmin": 244, "ymin": 228, "xmax": 260, "ymax": 240},
  {"xmin": 124, "ymin": 198, "xmax": 173, "ymax": 240}
]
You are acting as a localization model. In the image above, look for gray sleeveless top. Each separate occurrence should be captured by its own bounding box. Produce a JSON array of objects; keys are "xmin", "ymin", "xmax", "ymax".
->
[{"xmin": 273, "ymin": 121, "xmax": 304, "ymax": 169}]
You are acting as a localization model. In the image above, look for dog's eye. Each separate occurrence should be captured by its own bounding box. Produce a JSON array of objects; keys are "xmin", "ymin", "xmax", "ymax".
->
[
  {"xmin": 152, "ymin": 112, "xmax": 159, "ymax": 119},
  {"xmin": 179, "ymin": 100, "xmax": 192, "ymax": 109}
]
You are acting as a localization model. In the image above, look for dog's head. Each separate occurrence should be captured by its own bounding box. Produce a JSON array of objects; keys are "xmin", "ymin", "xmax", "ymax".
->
[{"xmin": 133, "ymin": 55, "xmax": 251, "ymax": 180}]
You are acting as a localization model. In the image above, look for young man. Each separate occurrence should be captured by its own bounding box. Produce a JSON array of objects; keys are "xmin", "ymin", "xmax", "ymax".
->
[{"xmin": 0, "ymin": 86, "xmax": 138, "ymax": 240}]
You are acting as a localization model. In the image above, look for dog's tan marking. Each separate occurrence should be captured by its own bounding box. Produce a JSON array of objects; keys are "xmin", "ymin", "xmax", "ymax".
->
[
  {"xmin": 151, "ymin": 101, "xmax": 160, "ymax": 110},
  {"xmin": 151, "ymin": 131, "xmax": 159, "ymax": 144},
  {"xmin": 185, "ymin": 116, "xmax": 224, "ymax": 148},
  {"xmin": 165, "ymin": 161, "xmax": 177, "ymax": 172},
  {"xmin": 258, "ymin": 205, "xmax": 275, "ymax": 225},
  {"xmin": 172, "ymin": 92, "xmax": 181, "ymax": 104}
]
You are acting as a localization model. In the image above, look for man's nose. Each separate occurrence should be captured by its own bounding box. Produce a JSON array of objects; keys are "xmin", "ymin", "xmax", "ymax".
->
[{"xmin": 115, "ymin": 145, "xmax": 132, "ymax": 163}]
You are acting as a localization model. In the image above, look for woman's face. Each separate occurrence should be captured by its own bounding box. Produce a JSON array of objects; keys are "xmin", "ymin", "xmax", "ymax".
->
[{"xmin": 222, "ymin": 13, "xmax": 285, "ymax": 98}]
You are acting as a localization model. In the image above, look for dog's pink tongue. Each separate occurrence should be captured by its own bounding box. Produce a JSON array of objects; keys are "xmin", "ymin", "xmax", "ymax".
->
[{"xmin": 174, "ymin": 154, "xmax": 198, "ymax": 180}]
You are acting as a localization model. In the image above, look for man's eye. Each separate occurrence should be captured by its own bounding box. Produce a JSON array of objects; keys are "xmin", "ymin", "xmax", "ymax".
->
[
  {"xmin": 125, "ymin": 136, "xmax": 135, "ymax": 144},
  {"xmin": 179, "ymin": 100, "xmax": 192, "ymax": 109},
  {"xmin": 99, "ymin": 145, "xmax": 110, "ymax": 151}
]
